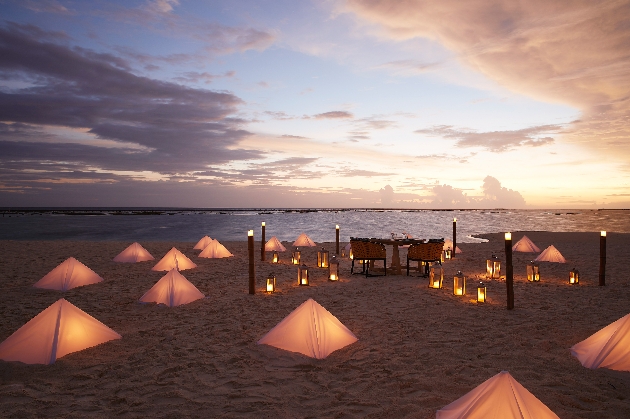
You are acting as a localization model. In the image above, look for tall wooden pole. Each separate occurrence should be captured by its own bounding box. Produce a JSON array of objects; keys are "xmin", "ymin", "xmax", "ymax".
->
[
  {"xmin": 335, "ymin": 225, "xmax": 340, "ymax": 255},
  {"xmin": 452, "ymin": 218, "xmax": 457, "ymax": 259},
  {"xmin": 505, "ymin": 232, "xmax": 514, "ymax": 310},
  {"xmin": 260, "ymin": 222, "xmax": 266, "ymax": 261},
  {"xmin": 248, "ymin": 230, "xmax": 255, "ymax": 294},
  {"xmin": 599, "ymin": 231, "xmax": 606, "ymax": 286}
]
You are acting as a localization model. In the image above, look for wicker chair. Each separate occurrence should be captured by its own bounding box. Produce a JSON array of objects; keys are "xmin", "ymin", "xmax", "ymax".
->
[
  {"xmin": 351, "ymin": 240, "xmax": 387, "ymax": 277},
  {"xmin": 406, "ymin": 242, "xmax": 443, "ymax": 276}
]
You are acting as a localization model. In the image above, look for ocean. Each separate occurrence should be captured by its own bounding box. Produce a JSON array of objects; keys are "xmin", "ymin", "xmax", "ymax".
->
[{"xmin": 1, "ymin": 209, "xmax": 628, "ymax": 243}]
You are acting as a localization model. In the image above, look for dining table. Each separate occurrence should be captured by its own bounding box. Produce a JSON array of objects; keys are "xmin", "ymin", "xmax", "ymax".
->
[{"xmin": 367, "ymin": 238, "xmax": 426, "ymax": 275}]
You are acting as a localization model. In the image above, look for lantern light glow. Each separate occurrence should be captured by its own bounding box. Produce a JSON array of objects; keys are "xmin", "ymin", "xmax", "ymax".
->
[
  {"xmin": 248, "ymin": 230, "xmax": 253, "ymax": 237},
  {"xmin": 505, "ymin": 232, "xmax": 511, "ymax": 240},
  {"xmin": 454, "ymin": 271, "xmax": 466, "ymax": 296},
  {"xmin": 601, "ymin": 231, "xmax": 606, "ymax": 237},
  {"xmin": 266, "ymin": 274, "xmax": 276, "ymax": 293}
]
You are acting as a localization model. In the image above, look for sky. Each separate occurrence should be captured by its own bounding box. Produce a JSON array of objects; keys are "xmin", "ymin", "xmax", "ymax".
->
[{"xmin": 0, "ymin": 0, "xmax": 629, "ymax": 209}]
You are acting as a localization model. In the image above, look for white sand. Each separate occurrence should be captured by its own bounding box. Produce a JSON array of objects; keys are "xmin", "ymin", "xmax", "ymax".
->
[{"xmin": 0, "ymin": 231, "xmax": 629, "ymax": 418}]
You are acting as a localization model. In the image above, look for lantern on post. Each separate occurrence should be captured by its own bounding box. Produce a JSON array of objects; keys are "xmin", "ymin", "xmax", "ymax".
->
[
  {"xmin": 292, "ymin": 248, "xmax": 301, "ymax": 265},
  {"xmin": 477, "ymin": 281, "xmax": 487, "ymax": 303},
  {"xmin": 569, "ymin": 268, "xmax": 579, "ymax": 284},
  {"xmin": 454, "ymin": 271, "xmax": 466, "ymax": 296},
  {"xmin": 317, "ymin": 247, "xmax": 329, "ymax": 268},
  {"xmin": 329, "ymin": 256, "xmax": 339, "ymax": 281},
  {"xmin": 266, "ymin": 273, "xmax": 276, "ymax": 293},
  {"xmin": 527, "ymin": 261, "xmax": 540, "ymax": 282},
  {"xmin": 486, "ymin": 255, "xmax": 501, "ymax": 279},
  {"xmin": 298, "ymin": 263, "xmax": 309, "ymax": 286},
  {"xmin": 429, "ymin": 264, "xmax": 443, "ymax": 289}
]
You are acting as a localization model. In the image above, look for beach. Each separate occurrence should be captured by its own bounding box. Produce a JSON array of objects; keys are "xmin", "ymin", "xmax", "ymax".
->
[{"xmin": 0, "ymin": 231, "xmax": 629, "ymax": 418}]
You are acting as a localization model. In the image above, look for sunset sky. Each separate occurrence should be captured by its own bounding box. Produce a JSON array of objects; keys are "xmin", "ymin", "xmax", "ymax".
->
[{"xmin": 1, "ymin": 0, "xmax": 629, "ymax": 208}]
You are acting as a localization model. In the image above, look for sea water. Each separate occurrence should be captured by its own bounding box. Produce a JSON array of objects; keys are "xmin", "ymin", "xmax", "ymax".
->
[{"xmin": 0, "ymin": 209, "xmax": 628, "ymax": 242}]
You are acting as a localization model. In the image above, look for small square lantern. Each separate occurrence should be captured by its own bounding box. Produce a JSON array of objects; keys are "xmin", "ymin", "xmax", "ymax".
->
[
  {"xmin": 429, "ymin": 264, "xmax": 443, "ymax": 289},
  {"xmin": 444, "ymin": 248, "xmax": 452, "ymax": 261},
  {"xmin": 341, "ymin": 247, "xmax": 346, "ymax": 258},
  {"xmin": 477, "ymin": 281, "xmax": 487, "ymax": 303},
  {"xmin": 486, "ymin": 255, "xmax": 501, "ymax": 279},
  {"xmin": 271, "ymin": 251, "xmax": 279, "ymax": 264},
  {"xmin": 266, "ymin": 273, "xmax": 276, "ymax": 293},
  {"xmin": 329, "ymin": 256, "xmax": 339, "ymax": 281},
  {"xmin": 298, "ymin": 263, "xmax": 309, "ymax": 286},
  {"xmin": 317, "ymin": 247, "xmax": 329, "ymax": 268},
  {"xmin": 292, "ymin": 248, "xmax": 301, "ymax": 265},
  {"xmin": 349, "ymin": 248, "xmax": 354, "ymax": 260},
  {"xmin": 569, "ymin": 268, "xmax": 579, "ymax": 284},
  {"xmin": 454, "ymin": 271, "xmax": 466, "ymax": 296},
  {"xmin": 527, "ymin": 261, "xmax": 540, "ymax": 282}
]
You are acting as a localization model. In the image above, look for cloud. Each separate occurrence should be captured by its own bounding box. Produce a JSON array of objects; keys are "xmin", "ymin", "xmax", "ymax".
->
[
  {"xmin": 375, "ymin": 59, "xmax": 442, "ymax": 75},
  {"xmin": 173, "ymin": 70, "xmax": 236, "ymax": 84},
  {"xmin": 0, "ymin": 23, "xmax": 262, "ymax": 180},
  {"xmin": 379, "ymin": 184, "xmax": 394, "ymax": 205},
  {"xmin": 344, "ymin": 0, "xmax": 630, "ymax": 156},
  {"xmin": 313, "ymin": 111, "xmax": 354, "ymax": 119},
  {"xmin": 22, "ymin": 0, "xmax": 74, "ymax": 15},
  {"xmin": 339, "ymin": 169, "xmax": 395, "ymax": 177},
  {"xmin": 415, "ymin": 124, "xmax": 558, "ymax": 152},
  {"xmin": 481, "ymin": 175, "xmax": 526, "ymax": 207},
  {"xmin": 429, "ymin": 176, "xmax": 526, "ymax": 208}
]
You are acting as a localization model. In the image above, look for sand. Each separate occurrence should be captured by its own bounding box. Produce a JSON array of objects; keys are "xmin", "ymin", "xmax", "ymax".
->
[{"xmin": 0, "ymin": 231, "xmax": 629, "ymax": 418}]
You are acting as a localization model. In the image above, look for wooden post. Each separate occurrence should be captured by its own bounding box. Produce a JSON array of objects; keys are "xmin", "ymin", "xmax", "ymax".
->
[
  {"xmin": 248, "ymin": 230, "xmax": 255, "ymax": 294},
  {"xmin": 260, "ymin": 222, "xmax": 266, "ymax": 261},
  {"xmin": 335, "ymin": 225, "xmax": 340, "ymax": 255},
  {"xmin": 452, "ymin": 218, "xmax": 457, "ymax": 259},
  {"xmin": 505, "ymin": 232, "xmax": 514, "ymax": 310},
  {"xmin": 599, "ymin": 231, "xmax": 606, "ymax": 286}
]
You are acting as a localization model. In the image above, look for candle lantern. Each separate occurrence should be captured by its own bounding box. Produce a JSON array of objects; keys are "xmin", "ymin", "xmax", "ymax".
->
[
  {"xmin": 444, "ymin": 248, "xmax": 452, "ymax": 261},
  {"xmin": 329, "ymin": 256, "xmax": 339, "ymax": 281},
  {"xmin": 317, "ymin": 248, "xmax": 329, "ymax": 268},
  {"xmin": 292, "ymin": 248, "xmax": 301, "ymax": 265},
  {"xmin": 477, "ymin": 281, "xmax": 487, "ymax": 303},
  {"xmin": 527, "ymin": 261, "xmax": 540, "ymax": 282},
  {"xmin": 266, "ymin": 273, "xmax": 276, "ymax": 293},
  {"xmin": 486, "ymin": 255, "xmax": 501, "ymax": 279},
  {"xmin": 298, "ymin": 263, "xmax": 309, "ymax": 286},
  {"xmin": 349, "ymin": 248, "xmax": 354, "ymax": 260},
  {"xmin": 440, "ymin": 252, "xmax": 445, "ymax": 264},
  {"xmin": 454, "ymin": 271, "xmax": 466, "ymax": 296},
  {"xmin": 569, "ymin": 268, "xmax": 579, "ymax": 284},
  {"xmin": 341, "ymin": 247, "xmax": 346, "ymax": 258},
  {"xmin": 272, "ymin": 251, "xmax": 279, "ymax": 264},
  {"xmin": 429, "ymin": 264, "xmax": 443, "ymax": 289}
]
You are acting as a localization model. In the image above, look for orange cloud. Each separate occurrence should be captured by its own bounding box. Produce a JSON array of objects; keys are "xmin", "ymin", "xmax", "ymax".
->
[{"xmin": 344, "ymin": 0, "xmax": 630, "ymax": 155}]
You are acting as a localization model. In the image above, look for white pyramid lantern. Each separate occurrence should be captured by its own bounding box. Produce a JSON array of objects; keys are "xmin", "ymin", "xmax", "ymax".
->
[
  {"xmin": 0, "ymin": 299, "xmax": 121, "ymax": 365},
  {"xmin": 570, "ymin": 312, "xmax": 630, "ymax": 371},
  {"xmin": 152, "ymin": 247, "xmax": 197, "ymax": 271},
  {"xmin": 265, "ymin": 236, "xmax": 287, "ymax": 252},
  {"xmin": 512, "ymin": 235, "xmax": 540, "ymax": 253},
  {"xmin": 257, "ymin": 298, "xmax": 357, "ymax": 359},
  {"xmin": 437, "ymin": 371, "xmax": 559, "ymax": 418},
  {"xmin": 34, "ymin": 257, "xmax": 103, "ymax": 291},
  {"xmin": 193, "ymin": 235, "xmax": 213, "ymax": 250},
  {"xmin": 140, "ymin": 269, "xmax": 204, "ymax": 307},
  {"xmin": 293, "ymin": 233, "xmax": 316, "ymax": 247},
  {"xmin": 113, "ymin": 242, "xmax": 154, "ymax": 263},
  {"xmin": 534, "ymin": 245, "xmax": 566, "ymax": 263},
  {"xmin": 198, "ymin": 240, "xmax": 233, "ymax": 258}
]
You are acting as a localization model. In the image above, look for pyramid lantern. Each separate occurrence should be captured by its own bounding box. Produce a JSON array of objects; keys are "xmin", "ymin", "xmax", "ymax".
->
[
  {"xmin": 34, "ymin": 257, "xmax": 103, "ymax": 291},
  {"xmin": 139, "ymin": 269, "xmax": 204, "ymax": 307},
  {"xmin": 152, "ymin": 247, "xmax": 197, "ymax": 271},
  {"xmin": 265, "ymin": 236, "xmax": 287, "ymax": 252},
  {"xmin": 257, "ymin": 298, "xmax": 358, "ymax": 359},
  {"xmin": 570, "ymin": 312, "xmax": 630, "ymax": 372},
  {"xmin": 436, "ymin": 371, "xmax": 560, "ymax": 418},
  {"xmin": 512, "ymin": 235, "xmax": 541, "ymax": 253},
  {"xmin": 193, "ymin": 235, "xmax": 213, "ymax": 250},
  {"xmin": 293, "ymin": 233, "xmax": 317, "ymax": 247},
  {"xmin": 534, "ymin": 245, "xmax": 566, "ymax": 263},
  {"xmin": 0, "ymin": 299, "xmax": 121, "ymax": 365},
  {"xmin": 113, "ymin": 242, "xmax": 154, "ymax": 263},
  {"xmin": 198, "ymin": 240, "xmax": 233, "ymax": 258}
]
